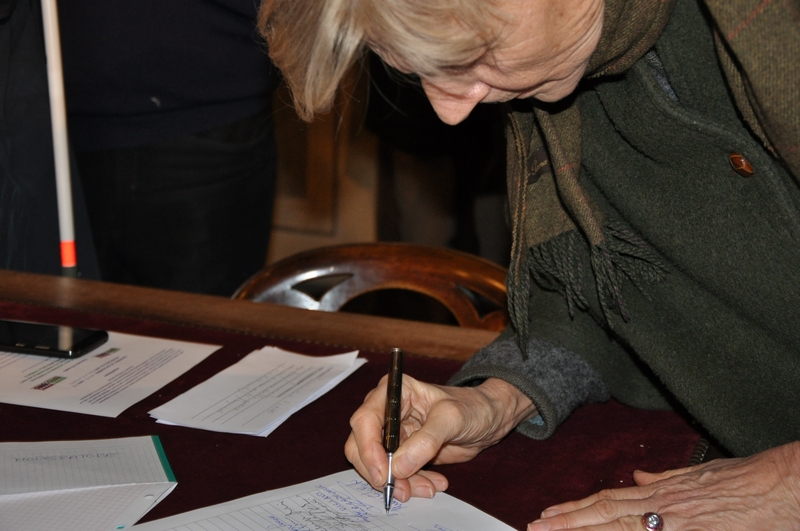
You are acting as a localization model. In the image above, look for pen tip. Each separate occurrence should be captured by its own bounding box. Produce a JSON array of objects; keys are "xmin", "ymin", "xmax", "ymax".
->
[{"xmin": 384, "ymin": 484, "xmax": 394, "ymax": 514}]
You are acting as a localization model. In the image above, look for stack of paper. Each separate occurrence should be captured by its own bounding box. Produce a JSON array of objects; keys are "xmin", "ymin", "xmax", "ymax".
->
[
  {"xmin": 0, "ymin": 436, "xmax": 177, "ymax": 531},
  {"xmin": 149, "ymin": 347, "xmax": 366, "ymax": 436}
]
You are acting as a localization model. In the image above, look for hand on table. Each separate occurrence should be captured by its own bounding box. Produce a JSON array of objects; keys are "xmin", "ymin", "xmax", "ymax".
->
[
  {"xmin": 528, "ymin": 441, "xmax": 800, "ymax": 531},
  {"xmin": 345, "ymin": 376, "xmax": 537, "ymax": 503}
]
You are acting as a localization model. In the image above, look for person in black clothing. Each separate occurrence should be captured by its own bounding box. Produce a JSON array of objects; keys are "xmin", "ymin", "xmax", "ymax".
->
[
  {"xmin": 0, "ymin": 0, "xmax": 100, "ymax": 278},
  {"xmin": 60, "ymin": 1, "xmax": 279, "ymax": 296}
]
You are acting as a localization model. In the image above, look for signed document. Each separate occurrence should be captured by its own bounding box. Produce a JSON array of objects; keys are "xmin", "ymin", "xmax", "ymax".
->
[{"xmin": 132, "ymin": 469, "xmax": 513, "ymax": 531}]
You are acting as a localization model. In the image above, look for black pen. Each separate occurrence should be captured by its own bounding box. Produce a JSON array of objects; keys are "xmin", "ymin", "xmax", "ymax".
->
[{"xmin": 383, "ymin": 347, "xmax": 403, "ymax": 514}]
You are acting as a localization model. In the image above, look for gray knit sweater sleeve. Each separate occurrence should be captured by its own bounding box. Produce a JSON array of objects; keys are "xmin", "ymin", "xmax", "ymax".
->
[{"xmin": 448, "ymin": 328, "xmax": 609, "ymax": 439}]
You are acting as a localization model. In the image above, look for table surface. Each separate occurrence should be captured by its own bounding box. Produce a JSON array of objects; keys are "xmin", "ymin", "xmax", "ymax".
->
[{"xmin": 0, "ymin": 271, "xmax": 701, "ymax": 531}]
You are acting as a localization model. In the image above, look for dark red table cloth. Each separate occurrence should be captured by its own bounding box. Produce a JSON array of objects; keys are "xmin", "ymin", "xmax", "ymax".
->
[{"xmin": 0, "ymin": 301, "xmax": 700, "ymax": 530}]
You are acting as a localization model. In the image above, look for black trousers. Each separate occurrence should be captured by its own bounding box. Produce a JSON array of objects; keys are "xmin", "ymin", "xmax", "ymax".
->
[{"xmin": 77, "ymin": 107, "xmax": 277, "ymax": 296}]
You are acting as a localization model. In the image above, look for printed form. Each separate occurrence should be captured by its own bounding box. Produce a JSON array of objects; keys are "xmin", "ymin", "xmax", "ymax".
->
[
  {"xmin": 149, "ymin": 347, "xmax": 366, "ymax": 436},
  {"xmin": 0, "ymin": 332, "xmax": 220, "ymax": 417},
  {"xmin": 132, "ymin": 469, "xmax": 514, "ymax": 531},
  {"xmin": 0, "ymin": 436, "xmax": 176, "ymax": 531}
]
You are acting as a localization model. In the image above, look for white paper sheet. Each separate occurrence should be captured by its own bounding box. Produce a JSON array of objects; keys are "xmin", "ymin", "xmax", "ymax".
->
[
  {"xmin": 0, "ymin": 436, "xmax": 177, "ymax": 531},
  {"xmin": 0, "ymin": 332, "xmax": 220, "ymax": 417},
  {"xmin": 132, "ymin": 469, "xmax": 514, "ymax": 531},
  {"xmin": 149, "ymin": 347, "xmax": 366, "ymax": 436}
]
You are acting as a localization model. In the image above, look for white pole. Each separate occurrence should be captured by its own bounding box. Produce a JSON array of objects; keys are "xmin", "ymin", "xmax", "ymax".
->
[{"xmin": 40, "ymin": 0, "xmax": 77, "ymax": 277}]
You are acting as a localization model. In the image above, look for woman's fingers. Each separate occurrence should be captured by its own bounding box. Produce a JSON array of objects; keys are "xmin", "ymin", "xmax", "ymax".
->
[
  {"xmin": 530, "ymin": 514, "xmax": 657, "ymax": 531},
  {"xmin": 406, "ymin": 469, "xmax": 449, "ymax": 498},
  {"xmin": 344, "ymin": 431, "xmax": 386, "ymax": 487},
  {"xmin": 539, "ymin": 484, "xmax": 652, "ymax": 519},
  {"xmin": 532, "ymin": 497, "xmax": 658, "ymax": 530},
  {"xmin": 346, "ymin": 375, "xmax": 392, "ymax": 488}
]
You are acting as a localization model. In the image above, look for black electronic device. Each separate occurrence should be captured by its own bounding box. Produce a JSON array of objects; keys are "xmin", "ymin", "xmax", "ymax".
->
[{"xmin": 0, "ymin": 319, "xmax": 109, "ymax": 358}]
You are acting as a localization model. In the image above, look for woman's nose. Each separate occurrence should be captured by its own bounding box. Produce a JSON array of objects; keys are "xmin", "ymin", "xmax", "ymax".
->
[{"xmin": 421, "ymin": 79, "xmax": 490, "ymax": 125}]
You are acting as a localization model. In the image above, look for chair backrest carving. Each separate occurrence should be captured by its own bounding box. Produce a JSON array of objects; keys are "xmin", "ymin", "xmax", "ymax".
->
[{"xmin": 233, "ymin": 243, "xmax": 508, "ymax": 331}]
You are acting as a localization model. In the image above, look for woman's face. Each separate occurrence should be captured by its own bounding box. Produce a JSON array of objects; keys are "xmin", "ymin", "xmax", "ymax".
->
[{"xmin": 387, "ymin": 0, "xmax": 604, "ymax": 125}]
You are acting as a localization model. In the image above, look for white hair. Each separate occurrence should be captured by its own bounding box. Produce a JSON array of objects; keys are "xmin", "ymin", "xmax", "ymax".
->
[{"xmin": 259, "ymin": 0, "xmax": 503, "ymax": 121}]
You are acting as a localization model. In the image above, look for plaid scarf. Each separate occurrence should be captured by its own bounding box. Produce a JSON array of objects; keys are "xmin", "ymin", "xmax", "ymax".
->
[{"xmin": 505, "ymin": 0, "xmax": 800, "ymax": 356}]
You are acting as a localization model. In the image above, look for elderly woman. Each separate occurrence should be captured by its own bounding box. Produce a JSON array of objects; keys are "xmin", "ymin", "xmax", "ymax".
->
[{"xmin": 259, "ymin": 0, "xmax": 800, "ymax": 529}]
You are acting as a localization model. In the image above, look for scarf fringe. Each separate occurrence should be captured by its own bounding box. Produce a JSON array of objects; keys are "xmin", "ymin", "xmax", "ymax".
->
[
  {"xmin": 519, "ymin": 221, "xmax": 667, "ymax": 357},
  {"xmin": 591, "ymin": 221, "xmax": 668, "ymax": 324},
  {"xmin": 529, "ymin": 230, "xmax": 589, "ymax": 318}
]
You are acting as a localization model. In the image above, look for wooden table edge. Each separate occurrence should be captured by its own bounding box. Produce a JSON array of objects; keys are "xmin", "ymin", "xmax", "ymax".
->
[{"xmin": 0, "ymin": 270, "xmax": 498, "ymax": 361}]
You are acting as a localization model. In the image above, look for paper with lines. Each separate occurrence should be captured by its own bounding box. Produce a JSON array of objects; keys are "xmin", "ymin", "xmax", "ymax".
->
[
  {"xmin": 149, "ymin": 347, "xmax": 366, "ymax": 436},
  {"xmin": 132, "ymin": 469, "xmax": 514, "ymax": 531},
  {"xmin": 0, "ymin": 436, "xmax": 177, "ymax": 531}
]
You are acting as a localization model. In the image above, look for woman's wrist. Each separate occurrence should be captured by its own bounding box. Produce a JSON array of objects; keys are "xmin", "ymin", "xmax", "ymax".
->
[{"xmin": 476, "ymin": 378, "xmax": 539, "ymax": 438}]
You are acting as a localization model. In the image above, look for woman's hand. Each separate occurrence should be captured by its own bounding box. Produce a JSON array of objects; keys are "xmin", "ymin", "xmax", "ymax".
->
[
  {"xmin": 528, "ymin": 441, "xmax": 800, "ymax": 531},
  {"xmin": 344, "ymin": 376, "xmax": 537, "ymax": 503}
]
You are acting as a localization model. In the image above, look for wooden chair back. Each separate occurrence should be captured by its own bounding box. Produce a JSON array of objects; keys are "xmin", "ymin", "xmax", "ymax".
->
[{"xmin": 233, "ymin": 243, "xmax": 508, "ymax": 331}]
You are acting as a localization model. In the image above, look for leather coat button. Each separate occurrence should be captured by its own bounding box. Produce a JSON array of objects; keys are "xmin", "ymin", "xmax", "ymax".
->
[{"xmin": 729, "ymin": 153, "xmax": 754, "ymax": 177}]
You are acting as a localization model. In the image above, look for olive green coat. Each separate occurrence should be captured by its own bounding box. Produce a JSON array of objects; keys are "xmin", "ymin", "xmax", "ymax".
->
[{"xmin": 471, "ymin": 0, "xmax": 800, "ymax": 457}]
